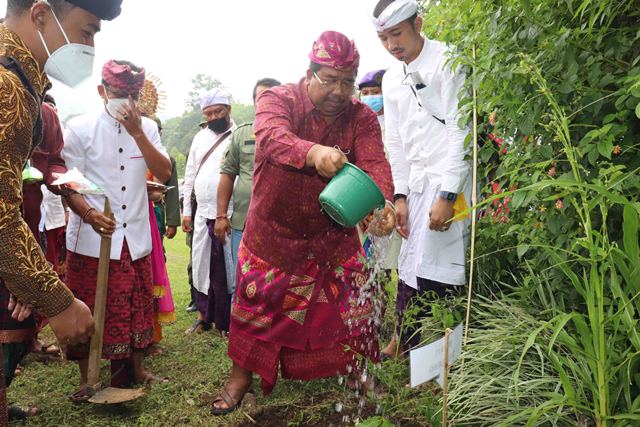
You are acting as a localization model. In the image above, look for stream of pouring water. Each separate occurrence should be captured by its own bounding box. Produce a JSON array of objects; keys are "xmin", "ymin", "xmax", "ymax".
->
[{"xmin": 336, "ymin": 218, "xmax": 394, "ymax": 424}]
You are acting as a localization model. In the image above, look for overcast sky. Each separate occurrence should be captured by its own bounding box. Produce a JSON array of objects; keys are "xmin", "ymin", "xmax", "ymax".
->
[{"xmin": 0, "ymin": 0, "xmax": 396, "ymax": 120}]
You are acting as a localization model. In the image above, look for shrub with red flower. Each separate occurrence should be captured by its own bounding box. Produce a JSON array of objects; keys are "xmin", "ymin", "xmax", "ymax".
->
[{"xmin": 485, "ymin": 181, "xmax": 511, "ymax": 223}]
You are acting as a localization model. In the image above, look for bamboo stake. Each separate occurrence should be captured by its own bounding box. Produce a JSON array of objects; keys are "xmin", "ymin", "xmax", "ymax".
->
[
  {"xmin": 441, "ymin": 328, "xmax": 452, "ymax": 427},
  {"xmin": 464, "ymin": 44, "xmax": 479, "ymax": 346},
  {"xmin": 87, "ymin": 198, "xmax": 113, "ymax": 388}
]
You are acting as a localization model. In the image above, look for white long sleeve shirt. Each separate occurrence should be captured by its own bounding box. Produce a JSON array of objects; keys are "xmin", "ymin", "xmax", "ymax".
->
[
  {"xmin": 182, "ymin": 123, "xmax": 235, "ymax": 219},
  {"xmin": 383, "ymin": 38, "xmax": 470, "ymax": 195},
  {"xmin": 63, "ymin": 111, "xmax": 168, "ymax": 261}
]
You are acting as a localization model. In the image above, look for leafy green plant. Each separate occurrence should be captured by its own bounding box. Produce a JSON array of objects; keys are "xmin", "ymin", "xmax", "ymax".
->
[
  {"xmin": 506, "ymin": 59, "xmax": 640, "ymax": 426},
  {"xmin": 447, "ymin": 294, "xmax": 584, "ymax": 426},
  {"xmin": 416, "ymin": 0, "xmax": 640, "ymax": 425},
  {"xmin": 357, "ymin": 416, "xmax": 396, "ymax": 427}
]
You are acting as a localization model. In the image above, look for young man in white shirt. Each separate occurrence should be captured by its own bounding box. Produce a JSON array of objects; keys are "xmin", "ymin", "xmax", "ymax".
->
[
  {"xmin": 373, "ymin": 0, "xmax": 471, "ymax": 357},
  {"xmin": 181, "ymin": 89, "xmax": 236, "ymax": 335},
  {"xmin": 62, "ymin": 59, "xmax": 171, "ymax": 401}
]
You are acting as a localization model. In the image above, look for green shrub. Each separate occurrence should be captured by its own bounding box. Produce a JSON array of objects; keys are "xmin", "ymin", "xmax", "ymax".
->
[{"xmin": 416, "ymin": 1, "xmax": 640, "ymax": 425}]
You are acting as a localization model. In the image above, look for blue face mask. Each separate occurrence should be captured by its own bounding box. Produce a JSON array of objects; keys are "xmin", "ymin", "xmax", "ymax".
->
[{"xmin": 361, "ymin": 95, "xmax": 384, "ymax": 113}]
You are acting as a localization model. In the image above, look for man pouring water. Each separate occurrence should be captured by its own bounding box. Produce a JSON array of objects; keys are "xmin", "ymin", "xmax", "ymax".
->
[{"xmin": 211, "ymin": 31, "xmax": 395, "ymax": 415}]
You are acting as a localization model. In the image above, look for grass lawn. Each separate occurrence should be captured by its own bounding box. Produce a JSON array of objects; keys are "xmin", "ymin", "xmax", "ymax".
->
[{"xmin": 9, "ymin": 230, "xmax": 432, "ymax": 426}]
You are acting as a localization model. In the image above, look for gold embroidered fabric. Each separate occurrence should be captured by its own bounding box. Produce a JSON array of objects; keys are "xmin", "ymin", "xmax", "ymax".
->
[{"xmin": 0, "ymin": 25, "xmax": 74, "ymax": 318}]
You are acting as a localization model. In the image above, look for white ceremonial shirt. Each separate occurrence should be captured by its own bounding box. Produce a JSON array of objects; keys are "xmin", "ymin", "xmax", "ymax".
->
[
  {"xmin": 383, "ymin": 38, "xmax": 470, "ymax": 195},
  {"xmin": 182, "ymin": 123, "xmax": 236, "ymax": 219},
  {"xmin": 383, "ymin": 38, "xmax": 472, "ymax": 289},
  {"xmin": 63, "ymin": 110, "xmax": 168, "ymax": 261},
  {"xmin": 41, "ymin": 185, "xmax": 66, "ymax": 230}
]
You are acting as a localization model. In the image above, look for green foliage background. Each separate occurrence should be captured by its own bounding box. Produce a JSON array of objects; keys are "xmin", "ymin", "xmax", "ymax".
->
[
  {"xmin": 414, "ymin": 0, "xmax": 640, "ymax": 425},
  {"xmin": 420, "ymin": 0, "xmax": 639, "ymax": 279}
]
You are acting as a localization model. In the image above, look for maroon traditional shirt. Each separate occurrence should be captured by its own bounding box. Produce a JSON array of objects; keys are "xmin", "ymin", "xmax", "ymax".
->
[
  {"xmin": 243, "ymin": 78, "xmax": 394, "ymax": 274},
  {"xmin": 22, "ymin": 102, "xmax": 68, "ymax": 238}
]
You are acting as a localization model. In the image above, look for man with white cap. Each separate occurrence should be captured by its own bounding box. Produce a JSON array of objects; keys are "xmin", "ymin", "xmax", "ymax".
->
[
  {"xmin": 372, "ymin": 0, "xmax": 472, "ymax": 357},
  {"xmin": 181, "ymin": 88, "xmax": 236, "ymax": 335}
]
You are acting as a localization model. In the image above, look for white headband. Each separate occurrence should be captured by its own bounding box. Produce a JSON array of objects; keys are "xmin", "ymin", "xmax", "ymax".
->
[
  {"xmin": 199, "ymin": 88, "xmax": 231, "ymax": 110},
  {"xmin": 372, "ymin": 0, "xmax": 419, "ymax": 32}
]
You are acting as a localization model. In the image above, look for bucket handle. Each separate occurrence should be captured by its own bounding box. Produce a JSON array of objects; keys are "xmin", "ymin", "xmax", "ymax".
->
[{"xmin": 333, "ymin": 145, "xmax": 351, "ymax": 156}]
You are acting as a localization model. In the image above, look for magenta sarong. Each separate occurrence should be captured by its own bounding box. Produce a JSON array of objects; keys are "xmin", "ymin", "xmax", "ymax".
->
[
  {"xmin": 228, "ymin": 241, "xmax": 379, "ymax": 394},
  {"xmin": 148, "ymin": 201, "xmax": 175, "ymax": 325}
]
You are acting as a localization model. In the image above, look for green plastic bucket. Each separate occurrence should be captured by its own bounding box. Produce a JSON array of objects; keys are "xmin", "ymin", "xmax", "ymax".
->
[{"xmin": 319, "ymin": 163, "xmax": 385, "ymax": 228}]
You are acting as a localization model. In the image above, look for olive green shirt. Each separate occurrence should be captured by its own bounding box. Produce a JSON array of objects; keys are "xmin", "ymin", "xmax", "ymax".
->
[
  {"xmin": 163, "ymin": 157, "xmax": 181, "ymax": 227},
  {"xmin": 221, "ymin": 122, "xmax": 255, "ymax": 230}
]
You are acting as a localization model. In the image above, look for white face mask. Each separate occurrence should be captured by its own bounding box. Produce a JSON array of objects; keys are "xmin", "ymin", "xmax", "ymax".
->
[
  {"xmin": 37, "ymin": 4, "xmax": 95, "ymax": 87},
  {"xmin": 105, "ymin": 97, "xmax": 132, "ymax": 120}
]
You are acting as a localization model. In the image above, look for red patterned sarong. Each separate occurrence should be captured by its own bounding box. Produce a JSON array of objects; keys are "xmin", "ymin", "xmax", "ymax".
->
[
  {"xmin": 229, "ymin": 242, "xmax": 379, "ymax": 394},
  {"xmin": 66, "ymin": 241, "xmax": 154, "ymax": 360}
]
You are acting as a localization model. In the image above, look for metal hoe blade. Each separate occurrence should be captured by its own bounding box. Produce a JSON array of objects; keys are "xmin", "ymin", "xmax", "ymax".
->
[{"xmin": 88, "ymin": 386, "xmax": 145, "ymax": 404}]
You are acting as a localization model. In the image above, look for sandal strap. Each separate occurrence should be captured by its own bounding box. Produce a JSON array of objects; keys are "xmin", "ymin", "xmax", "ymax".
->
[
  {"xmin": 212, "ymin": 387, "xmax": 242, "ymax": 410},
  {"xmin": 220, "ymin": 388, "xmax": 240, "ymax": 407},
  {"xmin": 69, "ymin": 388, "xmax": 92, "ymax": 404}
]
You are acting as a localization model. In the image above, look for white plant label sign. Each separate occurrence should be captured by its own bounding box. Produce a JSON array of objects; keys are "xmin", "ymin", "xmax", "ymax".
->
[{"xmin": 409, "ymin": 322, "xmax": 464, "ymax": 388}]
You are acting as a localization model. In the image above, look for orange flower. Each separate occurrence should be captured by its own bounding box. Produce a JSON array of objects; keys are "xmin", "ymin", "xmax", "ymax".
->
[
  {"xmin": 555, "ymin": 200, "xmax": 564, "ymax": 209},
  {"xmin": 612, "ymin": 145, "xmax": 622, "ymax": 155}
]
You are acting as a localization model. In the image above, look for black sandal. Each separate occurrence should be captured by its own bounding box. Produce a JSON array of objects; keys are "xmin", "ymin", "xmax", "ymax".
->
[
  {"xmin": 69, "ymin": 385, "xmax": 95, "ymax": 405},
  {"xmin": 8, "ymin": 405, "xmax": 40, "ymax": 420},
  {"xmin": 40, "ymin": 343, "xmax": 60, "ymax": 355},
  {"xmin": 210, "ymin": 387, "xmax": 246, "ymax": 416}
]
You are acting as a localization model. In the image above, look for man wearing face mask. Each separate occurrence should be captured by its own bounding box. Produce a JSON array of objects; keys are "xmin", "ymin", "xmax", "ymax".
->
[
  {"xmin": 0, "ymin": 0, "xmax": 121, "ymax": 421},
  {"xmin": 181, "ymin": 89, "xmax": 236, "ymax": 335},
  {"xmin": 62, "ymin": 59, "xmax": 171, "ymax": 401},
  {"xmin": 359, "ymin": 69, "xmax": 386, "ymax": 128}
]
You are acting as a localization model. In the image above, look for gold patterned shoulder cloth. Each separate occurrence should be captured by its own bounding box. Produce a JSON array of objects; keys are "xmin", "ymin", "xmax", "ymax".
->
[{"xmin": 0, "ymin": 69, "xmax": 34, "ymax": 147}]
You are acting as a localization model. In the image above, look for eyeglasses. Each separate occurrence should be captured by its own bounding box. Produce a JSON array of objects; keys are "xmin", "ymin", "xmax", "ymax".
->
[{"xmin": 313, "ymin": 72, "xmax": 357, "ymax": 94}]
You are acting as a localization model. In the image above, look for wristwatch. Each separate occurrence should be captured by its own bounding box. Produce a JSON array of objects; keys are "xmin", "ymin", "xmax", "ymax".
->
[
  {"xmin": 393, "ymin": 193, "xmax": 407, "ymax": 202},
  {"xmin": 439, "ymin": 191, "xmax": 458, "ymax": 202}
]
